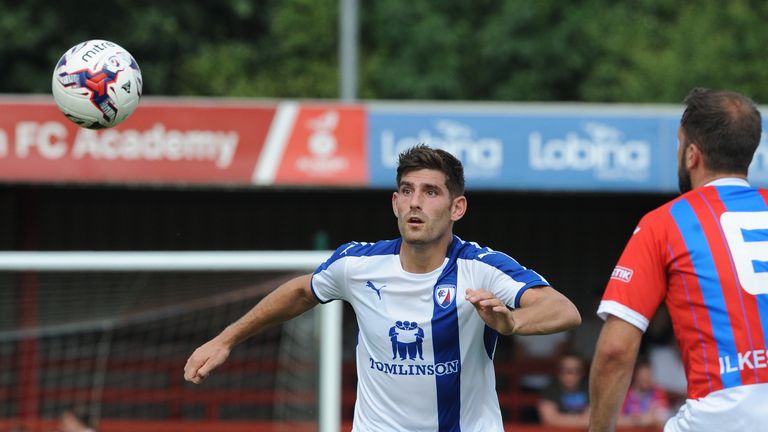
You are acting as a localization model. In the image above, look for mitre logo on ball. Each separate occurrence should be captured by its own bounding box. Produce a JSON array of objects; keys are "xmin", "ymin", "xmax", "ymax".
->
[{"xmin": 52, "ymin": 39, "xmax": 143, "ymax": 129}]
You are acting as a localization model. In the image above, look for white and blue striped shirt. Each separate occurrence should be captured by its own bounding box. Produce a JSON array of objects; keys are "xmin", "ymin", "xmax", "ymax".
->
[{"xmin": 311, "ymin": 235, "xmax": 550, "ymax": 432}]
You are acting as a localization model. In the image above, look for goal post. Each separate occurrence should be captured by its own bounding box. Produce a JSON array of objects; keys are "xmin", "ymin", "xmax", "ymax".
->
[
  {"xmin": 0, "ymin": 251, "xmax": 332, "ymax": 272},
  {"xmin": 0, "ymin": 251, "xmax": 342, "ymax": 432}
]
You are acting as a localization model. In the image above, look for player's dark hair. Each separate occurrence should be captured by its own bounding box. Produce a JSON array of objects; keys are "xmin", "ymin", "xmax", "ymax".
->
[
  {"xmin": 396, "ymin": 144, "xmax": 465, "ymax": 197},
  {"xmin": 680, "ymin": 88, "xmax": 762, "ymax": 175}
]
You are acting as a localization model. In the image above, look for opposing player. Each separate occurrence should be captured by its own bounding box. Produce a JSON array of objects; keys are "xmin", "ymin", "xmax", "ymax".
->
[
  {"xmin": 185, "ymin": 144, "xmax": 581, "ymax": 431},
  {"xmin": 589, "ymin": 88, "xmax": 768, "ymax": 431}
]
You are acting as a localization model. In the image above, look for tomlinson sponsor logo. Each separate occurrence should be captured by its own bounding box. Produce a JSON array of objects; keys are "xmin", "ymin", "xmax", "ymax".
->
[
  {"xmin": 611, "ymin": 266, "xmax": 633, "ymax": 283},
  {"xmin": 380, "ymin": 119, "xmax": 502, "ymax": 177},
  {"xmin": 389, "ymin": 320, "xmax": 425, "ymax": 360},
  {"xmin": 529, "ymin": 122, "xmax": 650, "ymax": 181},
  {"xmin": 368, "ymin": 357, "xmax": 460, "ymax": 376}
]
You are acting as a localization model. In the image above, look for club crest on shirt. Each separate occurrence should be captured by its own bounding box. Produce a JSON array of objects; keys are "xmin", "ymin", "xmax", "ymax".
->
[{"xmin": 435, "ymin": 284, "xmax": 456, "ymax": 308}]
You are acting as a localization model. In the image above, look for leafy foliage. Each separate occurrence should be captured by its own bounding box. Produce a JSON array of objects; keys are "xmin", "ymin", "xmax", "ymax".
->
[{"xmin": 2, "ymin": 0, "xmax": 768, "ymax": 102}]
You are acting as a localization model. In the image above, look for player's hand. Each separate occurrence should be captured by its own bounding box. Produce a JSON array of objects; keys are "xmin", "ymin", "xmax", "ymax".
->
[
  {"xmin": 465, "ymin": 288, "xmax": 516, "ymax": 335},
  {"xmin": 184, "ymin": 338, "xmax": 231, "ymax": 384}
]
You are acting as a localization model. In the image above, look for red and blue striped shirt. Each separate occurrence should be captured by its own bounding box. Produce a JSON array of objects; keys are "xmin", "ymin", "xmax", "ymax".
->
[{"xmin": 599, "ymin": 178, "xmax": 768, "ymax": 399}]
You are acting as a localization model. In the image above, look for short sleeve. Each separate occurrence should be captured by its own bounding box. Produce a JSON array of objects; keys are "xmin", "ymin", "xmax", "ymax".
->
[
  {"xmin": 476, "ymin": 251, "xmax": 550, "ymax": 309},
  {"xmin": 310, "ymin": 242, "xmax": 353, "ymax": 303},
  {"xmin": 598, "ymin": 212, "xmax": 668, "ymax": 332}
]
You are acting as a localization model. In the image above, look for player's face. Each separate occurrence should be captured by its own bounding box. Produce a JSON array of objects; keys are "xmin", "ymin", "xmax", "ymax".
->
[
  {"xmin": 677, "ymin": 127, "xmax": 693, "ymax": 193},
  {"xmin": 392, "ymin": 169, "xmax": 466, "ymax": 246}
]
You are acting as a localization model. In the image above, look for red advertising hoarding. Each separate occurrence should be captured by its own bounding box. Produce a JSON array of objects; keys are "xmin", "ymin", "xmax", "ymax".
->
[
  {"xmin": 271, "ymin": 104, "xmax": 367, "ymax": 185},
  {"xmin": 0, "ymin": 97, "xmax": 367, "ymax": 187}
]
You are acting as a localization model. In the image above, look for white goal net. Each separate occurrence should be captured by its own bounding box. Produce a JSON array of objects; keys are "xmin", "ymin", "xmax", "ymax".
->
[{"xmin": 0, "ymin": 251, "xmax": 343, "ymax": 432}]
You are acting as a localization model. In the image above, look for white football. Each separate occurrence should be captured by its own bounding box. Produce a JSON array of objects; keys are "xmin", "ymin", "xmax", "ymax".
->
[{"xmin": 52, "ymin": 40, "xmax": 143, "ymax": 129}]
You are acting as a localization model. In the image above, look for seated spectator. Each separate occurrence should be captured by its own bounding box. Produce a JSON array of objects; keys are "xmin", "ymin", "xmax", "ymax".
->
[
  {"xmin": 55, "ymin": 409, "xmax": 95, "ymax": 432},
  {"xmin": 643, "ymin": 306, "xmax": 687, "ymax": 406},
  {"xmin": 617, "ymin": 360, "xmax": 670, "ymax": 429},
  {"xmin": 568, "ymin": 292, "xmax": 603, "ymax": 362},
  {"xmin": 648, "ymin": 344, "xmax": 686, "ymax": 405},
  {"xmin": 537, "ymin": 352, "xmax": 590, "ymax": 428},
  {"xmin": 514, "ymin": 330, "xmax": 570, "ymax": 392}
]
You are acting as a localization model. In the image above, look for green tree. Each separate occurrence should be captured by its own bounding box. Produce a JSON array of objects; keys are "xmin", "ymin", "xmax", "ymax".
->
[
  {"xmin": 178, "ymin": 0, "xmax": 338, "ymax": 98},
  {"xmin": 579, "ymin": 0, "xmax": 768, "ymax": 102},
  {"xmin": 4, "ymin": 0, "xmax": 768, "ymax": 102}
]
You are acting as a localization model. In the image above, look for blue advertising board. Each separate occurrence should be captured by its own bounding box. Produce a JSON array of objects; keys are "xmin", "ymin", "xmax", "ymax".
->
[{"xmin": 367, "ymin": 106, "xmax": 768, "ymax": 192}]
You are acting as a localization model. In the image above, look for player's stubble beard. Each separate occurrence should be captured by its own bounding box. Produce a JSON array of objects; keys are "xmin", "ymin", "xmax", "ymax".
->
[
  {"xmin": 678, "ymin": 154, "xmax": 692, "ymax": 194},
  {"xmin": 400, "ymin": 217, "xmax": 433, "ymax": 245},
  {"xmin": 677, "ymin": 141, "xmax": 693, "ymax": 194},
  {"xmin": 399, "ymin": 212, "xmax": 452, "ymax": 247}
]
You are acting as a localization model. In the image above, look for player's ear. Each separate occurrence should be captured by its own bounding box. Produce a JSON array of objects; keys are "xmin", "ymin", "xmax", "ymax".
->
[
  {"xmin": 392, "ymin": 192, "xmax": 398, "ymax": 217},
  {"xmin": 686, "ymin": 143, "xmax": 702, "ymax": 170},
  {"xmin": 450, "ymin": 195, "xmax": 467, "ymax": 221}
]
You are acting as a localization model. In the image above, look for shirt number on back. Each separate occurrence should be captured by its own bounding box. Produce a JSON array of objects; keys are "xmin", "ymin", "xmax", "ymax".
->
[{"xmin": 720, "ymin": 211, "xmax": 768, "ymax": 295}]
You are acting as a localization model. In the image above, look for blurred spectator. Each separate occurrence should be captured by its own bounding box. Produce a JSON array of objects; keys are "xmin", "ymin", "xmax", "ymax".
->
[
  {"xmin": 617, "ymin": 360, "xmax": 670, "ymax": 429},
  {"xmin": 643, "ymin": 307, "xmax": 687, "ymax": 405},
  {"xmin": 537, "ymin": 352, "xmax": 590, "ymax": 428},
  {"xmin": 568, "ymin": 292, "xmax": 603, "ymax": 362},
  {"xmin": 513, "ymin": 331, "xmax": 570, "ymax": 391},
  {"xmin": 54, "ymin": 410, "xmax": 95, "ymax": 432}
]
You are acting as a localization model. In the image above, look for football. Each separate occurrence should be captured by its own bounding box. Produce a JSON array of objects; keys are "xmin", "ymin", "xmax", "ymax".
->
[{"xmin": 52, "ymin": 40, "xmax": 143, "ymax": 129}]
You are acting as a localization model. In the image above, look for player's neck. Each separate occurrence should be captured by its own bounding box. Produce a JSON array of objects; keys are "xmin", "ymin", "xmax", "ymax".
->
[
  {"xmin": 692, "ymin": 170, "xmax": 747, "ymax": 189},
  {"xmin": 399, "ymin": 235, "xmax": 452, "ymax": 273}
]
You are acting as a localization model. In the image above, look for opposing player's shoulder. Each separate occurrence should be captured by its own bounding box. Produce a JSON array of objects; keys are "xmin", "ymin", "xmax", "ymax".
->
[{"xmin": 632, "ymin": 194, "xmax": 688, "ymax": 237}]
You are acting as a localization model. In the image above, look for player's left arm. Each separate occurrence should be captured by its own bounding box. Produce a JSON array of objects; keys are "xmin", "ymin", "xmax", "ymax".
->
[{"xmin": 465, "ymin": 285, "xmax": 581, "ymax": 336}]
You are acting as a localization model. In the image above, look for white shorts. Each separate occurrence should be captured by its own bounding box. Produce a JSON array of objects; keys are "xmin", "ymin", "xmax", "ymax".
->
[{"xmin": 664, "ymin": 383, "xmax": 768, "ymax": 432}]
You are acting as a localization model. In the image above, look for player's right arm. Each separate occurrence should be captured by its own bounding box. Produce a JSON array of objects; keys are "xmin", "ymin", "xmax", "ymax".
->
[
  {"xmin": 184, "ymin": 273, "xmax": 318, "ymax": 384},
  {"xmin": 588, "ymin": 315, "xmax": 643, "ymax": 432},
  {"xmin": 589, "ymin": 212, "xmax": 667, "ymax": 431}
]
